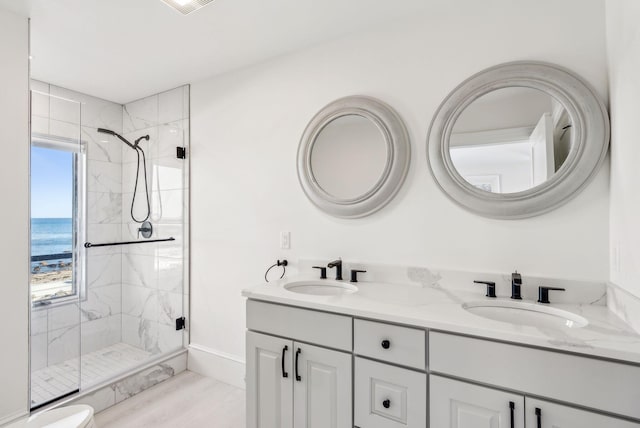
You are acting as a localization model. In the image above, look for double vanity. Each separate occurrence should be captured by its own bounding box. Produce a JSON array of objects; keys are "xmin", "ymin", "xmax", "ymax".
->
[
  {"xmin": 243, "ymin": 262, "xmax": 640, "ymax": 428},
  {"xmin": 242, "ymin": 59, "xmax": 629, "ymax": 427}
]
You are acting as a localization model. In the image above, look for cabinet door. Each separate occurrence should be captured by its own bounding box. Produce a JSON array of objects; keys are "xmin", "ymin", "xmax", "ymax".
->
[
  {"xmin": 354, "ymin": 357, "xmax": 427, "ymax": 428},
  {"xmin": 526, "ymin": 398, "xmax": 640, "ymax": 428},
  {"xmin": 246, "ymin": 331, "xmax": 293, "ymax": 428},
  {"xmin": 293, "ymin": 342, "xmax": 352, "ymax": 428},
  {"xmin": 430, "ymin": 375, "xmax": 524, "ymax": 428}
]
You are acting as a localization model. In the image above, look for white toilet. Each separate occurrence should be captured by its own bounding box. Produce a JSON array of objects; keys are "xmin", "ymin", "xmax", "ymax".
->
[{"xmin": 6, "ymin": 405, "xmax": 96, "ymax": 428}]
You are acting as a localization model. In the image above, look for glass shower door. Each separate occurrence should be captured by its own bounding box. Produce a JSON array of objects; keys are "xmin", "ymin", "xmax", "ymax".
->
[{"xmin": 29, "ymin": 89, "xmax": 83, "ymax": 409}]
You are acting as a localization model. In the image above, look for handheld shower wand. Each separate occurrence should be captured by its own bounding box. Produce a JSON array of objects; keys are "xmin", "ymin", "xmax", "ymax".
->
[
  {"xmin": 97, "ymin": 128, "xmax": 137, "ymax": 149},
  {"xmin": 97, "ymin": 128, "xmax": 152, "ymax": 225}
]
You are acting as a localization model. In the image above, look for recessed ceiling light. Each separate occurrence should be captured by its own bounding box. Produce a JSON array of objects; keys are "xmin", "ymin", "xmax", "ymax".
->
[{"xmin": 161, "ymin": 0, "xmax": 215, "ymax": 15}]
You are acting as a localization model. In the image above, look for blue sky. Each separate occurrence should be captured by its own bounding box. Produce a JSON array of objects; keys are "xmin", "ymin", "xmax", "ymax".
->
[{"xmin": 31, "ymin": 147, "xmax": 73, "ymax": 218}]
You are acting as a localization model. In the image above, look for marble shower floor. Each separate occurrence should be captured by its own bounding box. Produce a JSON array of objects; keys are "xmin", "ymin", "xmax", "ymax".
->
[{"xmin": 31, "ymin": 342, "xmax": 152, "ymax": 407}]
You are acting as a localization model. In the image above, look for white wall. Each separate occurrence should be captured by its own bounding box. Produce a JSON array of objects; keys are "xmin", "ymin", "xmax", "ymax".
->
[
  {"xmin": 0, "ymin": 7, "xmax": 29, "ymax": 424},
  {"xmin": 607, "ymin": 0, "xmax": 640, "ymax": 297},
  {"xmin": 189, "ymin": 0, "xmax": 610, "ymax": 381}
]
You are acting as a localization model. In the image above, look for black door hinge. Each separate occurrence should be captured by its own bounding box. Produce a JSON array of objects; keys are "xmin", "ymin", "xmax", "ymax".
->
[
  {"xmin": 176, "ymin": 147, "xmax": 186, "ymax": 159},
  {"xmin": 176, "ymin": 317, "xmax": 186, "ymax": 330}
]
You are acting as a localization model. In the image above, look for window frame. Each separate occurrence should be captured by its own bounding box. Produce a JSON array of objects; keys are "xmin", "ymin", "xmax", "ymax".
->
[{"xmin": 30, "ymin": 132, "xmax": 87, "ymax": 308}]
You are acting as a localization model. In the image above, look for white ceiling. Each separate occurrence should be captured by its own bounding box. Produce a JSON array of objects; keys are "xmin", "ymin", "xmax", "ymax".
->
[{"xmin": 0, "ymin": 0, "xmax": 429, "ymax": 104}]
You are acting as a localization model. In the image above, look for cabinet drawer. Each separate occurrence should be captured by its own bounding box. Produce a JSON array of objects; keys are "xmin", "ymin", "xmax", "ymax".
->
[
  {"xmin": 354, "ymin": 357, "xmax": 426, "ymax": 428},
  {"xmin": 430, "ymin": 332, "xmax": 640, "ymax": 420},
  {"xmin": 246, "ymin": 300, "xmax": 352, "ymax": 351},
  {"xmin": 354, "ymin": 319, "xmax": 425, "ymax": 369}
]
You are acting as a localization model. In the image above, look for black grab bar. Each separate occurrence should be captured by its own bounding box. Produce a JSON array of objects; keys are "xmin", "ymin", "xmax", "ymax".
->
[{"xmin": 84, "ymin": 237, "xmax": 175, "ymax": 248}]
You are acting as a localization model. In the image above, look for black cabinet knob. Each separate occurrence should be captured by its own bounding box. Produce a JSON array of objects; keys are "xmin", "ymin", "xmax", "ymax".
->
[
  {"xmin": 381, "ymin": 340, "xmax": 390, "ymax": 349},
  {"xmin": 382, "ymin": 399, "xmax": 391, "ymax": 409}
]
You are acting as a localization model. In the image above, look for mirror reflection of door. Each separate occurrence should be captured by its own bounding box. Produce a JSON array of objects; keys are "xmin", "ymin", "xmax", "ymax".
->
[
  {"xmin": 530, "ymin": 113, "xmax": 554, "ymax": 186},
  {"xmin": 449, "ymin": 87, "xmax": 572, "ymax": 194}
]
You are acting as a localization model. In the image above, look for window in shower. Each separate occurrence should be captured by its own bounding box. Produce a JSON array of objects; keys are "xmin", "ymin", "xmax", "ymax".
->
[{"xmin": 30, "ymin": 135, "xmax": 85, "ymax": 306}]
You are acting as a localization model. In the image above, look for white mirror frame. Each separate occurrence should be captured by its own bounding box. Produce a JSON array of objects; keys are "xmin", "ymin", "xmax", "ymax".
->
[
  {"xmin": 298, "ymin": 95, "xmax": 410, "ymax": 218},
  {"xmin": 427, "ymin": 61, "xmax": 610, "ymax": 219}
]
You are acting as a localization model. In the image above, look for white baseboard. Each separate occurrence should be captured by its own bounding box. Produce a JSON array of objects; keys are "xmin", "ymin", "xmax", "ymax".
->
[{"xmin": 187, "ymin": 343, "xmax": 246, "ymax": 390}]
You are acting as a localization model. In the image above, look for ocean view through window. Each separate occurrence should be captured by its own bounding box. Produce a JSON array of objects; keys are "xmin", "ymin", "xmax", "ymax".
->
[{"xmin": 31, "ymin": 140, "xmax": 83, "ymax": 304}]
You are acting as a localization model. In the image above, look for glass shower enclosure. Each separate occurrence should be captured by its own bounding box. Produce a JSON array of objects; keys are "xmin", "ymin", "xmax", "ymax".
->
[{"xmin": 29, "ymin": 83, "xmax": 189, "ymax": 409}]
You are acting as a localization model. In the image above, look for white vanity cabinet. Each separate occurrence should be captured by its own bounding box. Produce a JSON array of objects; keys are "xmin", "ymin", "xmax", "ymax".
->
[
  {"xmin": 246, "ymin": 301, "xmax": 353, "ymax": 428},
  {"xmin": 245, "ymin": 299, "xmax": 640, "ymax": 428},
  {"xmin": 430, "ymin": 375, "xmax": 524, "ymax": 428}
]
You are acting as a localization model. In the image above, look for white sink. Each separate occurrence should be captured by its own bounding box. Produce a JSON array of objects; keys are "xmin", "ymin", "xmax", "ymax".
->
[
  {"xmin": 463, "ymin": 300, "xmax": 588, "ymax": 329},
  {"xmin": 284, "ymin": 280, "xmax": 358, "ymax": 296}
]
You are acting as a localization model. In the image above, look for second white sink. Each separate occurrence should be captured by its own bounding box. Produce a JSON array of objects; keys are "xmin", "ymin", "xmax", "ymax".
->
[
  {"xmin": 284, "ymin": 280, "xmax": 358, "ymax": 296},
  {"xmin": 463, "ymin": 300, "xmax": 589, "ymax": 329}
]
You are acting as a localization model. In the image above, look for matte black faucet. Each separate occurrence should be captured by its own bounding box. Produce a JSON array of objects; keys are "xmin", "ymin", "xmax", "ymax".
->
[
  {"xmin": 511, "ymin": 271, "xmax": 523, "ymax": 300},
  {"xmin": 327, "ymin": 259, "xmax": 343, "ymax": 280}
]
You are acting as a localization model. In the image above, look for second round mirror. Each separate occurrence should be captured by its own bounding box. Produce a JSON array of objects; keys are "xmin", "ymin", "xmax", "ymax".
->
[{"xmin": 449, "ymin": 87, "xmax": 572, "ymax": 194}]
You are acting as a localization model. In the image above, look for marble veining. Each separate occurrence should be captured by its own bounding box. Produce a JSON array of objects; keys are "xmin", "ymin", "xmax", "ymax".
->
[
  {"xmin": 607, "ymin": 282, "xmax": 640, "ymax": 334},
  {"xmin": 88, "ymin": 192, "xmax": 123, "ymax": 224},
  {"xmin": 81, "ymin": 315, "xmax": 122, "ymax": 355},
  {"xmin": 243, "ymin": 261, "xmax": 640, "ymax": 363},
  {"xmin": 87, "ymin": 253, "xmax": 122, "ymax": 288},
  {"xmin": 112, "ymin": 363, "xmax": 174, "ymax": 401},
  {"xmin": 88, "ymin": 161, "xmax": 122, "ymax": 194},
  {"xmin": 81, "ymin": 285, "xmax": 121, "ymax": 321}
]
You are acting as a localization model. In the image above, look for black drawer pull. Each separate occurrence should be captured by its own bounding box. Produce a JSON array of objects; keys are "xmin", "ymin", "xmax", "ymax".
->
[
  {"xmin": 382, "ymin": 399, "xmax": 391, "ymax": 409},
  {"xmin": 295, "ymin": 348, "xmax": 302, "ymax": 381},
  {"xmin": 535, "ymin": 407, "xmax": 542, "ymax": 428},
  {"xmin": 281, "ymin": 345, "xmax": 288, "ymax": 378},
  {"xmin": 509, "ymin": 401, "xmax": 515, "ymax": 428},
  {"xmin": 381, "ymin": 340, "xmax": 391, "ymax": 349}
]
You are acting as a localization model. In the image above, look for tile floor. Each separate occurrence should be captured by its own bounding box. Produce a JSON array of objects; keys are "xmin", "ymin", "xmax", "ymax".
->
[
  {"xmin": 95, "ymin": 370, "xmax": 245, "ymax": 427},
  {"xmin": 31, "ymin": 342, "xmax": 151, "ymax": 407}
]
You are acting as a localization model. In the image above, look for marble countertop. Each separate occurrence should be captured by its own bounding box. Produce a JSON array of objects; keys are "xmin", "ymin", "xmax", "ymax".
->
[{"xmin": 242, "ymin": 272, "xmax": 640, "ymax": 364}]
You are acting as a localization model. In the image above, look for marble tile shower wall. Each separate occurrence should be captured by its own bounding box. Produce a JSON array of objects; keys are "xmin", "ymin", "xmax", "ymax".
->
[
  {"xmin": 120, "ymin": 86, "xmax": 189, "ymax": 356},
  {"xmin": 30, "ymin": 80, "xmax": 124, "ymax": 371}
]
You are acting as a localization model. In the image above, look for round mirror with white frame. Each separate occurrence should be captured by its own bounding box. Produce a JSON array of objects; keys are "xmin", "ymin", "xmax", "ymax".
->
[
  {"xmin": 427, "ymin": 61, "xmax": 609, "ymax": 219},
  {"xmin": 298, "ymin": 96, "xmax": 410, "ymax": 218}
]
